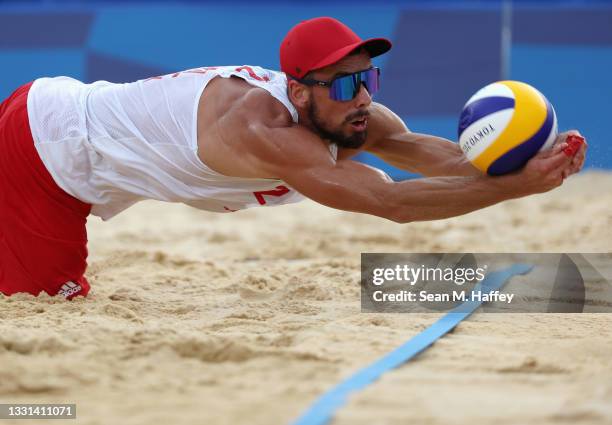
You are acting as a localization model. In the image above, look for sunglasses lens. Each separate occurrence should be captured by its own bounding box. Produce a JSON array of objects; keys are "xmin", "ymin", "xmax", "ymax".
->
[
  {"xmin": 329, "ymin": 68, "xmax": 380, "ymax": 101},
  {"xmin": 362, "ymin": 68, "xmax": 380, "ymax": 96},
  {"xmin": 330, "ymin": 75, "xmax": 358, "ymax": 101}
]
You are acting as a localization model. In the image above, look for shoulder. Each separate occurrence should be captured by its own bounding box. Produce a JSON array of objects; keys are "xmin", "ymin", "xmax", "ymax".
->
[
  {"xmin": 203, "ymin": 76, "xmax": 295, "ymax": 145},
  {"xmin": 214, "ymin": 79, "xmax": 332, "ymax": 172},
  {"xmin": 240, "ymin": 84, "xmax": 294, "ymax": 129}
]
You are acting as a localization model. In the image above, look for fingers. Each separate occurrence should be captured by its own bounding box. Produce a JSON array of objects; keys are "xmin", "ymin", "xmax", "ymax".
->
[
  {"xmin": 551, "ymin": 129, "xmax": 582, "ymax": 150},
  {"xmin": 539, "ymin": 140, "xmax": 568, "ymax": 158},
  {"xmin": 567, "ymin": 142, "xmax": 588, "ymax": 176},
  {"xmin": 547, "ymin": 131, "xmax": 587, "ymax": 179},
  {"xmin": 563, "ymin": 135, "xmax": 585, "ymax": 157},
  {"xmin": 546, "ymin": 146, "xmax": 573, "ymax": 168},
  {"xmin": 518, "ymin": 130, "xmax": 587, "ymax": 194},
  {"xmin": 560, "ymin": 129, "xmax": 582, "ymax": 140}
]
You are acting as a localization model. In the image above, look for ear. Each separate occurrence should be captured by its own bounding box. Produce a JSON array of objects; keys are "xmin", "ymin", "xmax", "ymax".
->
[{"xmin": 287, "ymin": 79, "xmax": 310, "ymax": 108}]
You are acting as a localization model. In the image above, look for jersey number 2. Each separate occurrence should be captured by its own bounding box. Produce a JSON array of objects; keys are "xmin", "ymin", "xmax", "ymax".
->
[{"xmin": 253, "ymin": 185, "xmax": 289, "ymax": 205}]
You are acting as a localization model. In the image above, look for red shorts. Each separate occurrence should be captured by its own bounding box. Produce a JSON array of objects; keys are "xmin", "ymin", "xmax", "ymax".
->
[{"xmin": 0, "ymin": 83, "xmax": 92, "ymax": 300}]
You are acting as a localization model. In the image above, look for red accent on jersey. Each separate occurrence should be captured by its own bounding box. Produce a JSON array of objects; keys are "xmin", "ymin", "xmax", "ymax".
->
[
  {"xmin": 185, "ymin": 69, "xmax": 209, "ymax": 75},
  {"xmin": 235, "ymin": 66, "xmax": 270, "ymax": 82},
  {"xmin": 147, "ymin": 67, "xmax": 222, "ymax": 81},
  {"xmin": 253, "ymin": 185, "xmax": 290, "ymax": 205}
]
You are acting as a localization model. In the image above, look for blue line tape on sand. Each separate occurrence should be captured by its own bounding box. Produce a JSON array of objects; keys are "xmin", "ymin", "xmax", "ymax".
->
[{"xmin": 291, "ymin": 263, "xmax": 533, "ymax": 425}]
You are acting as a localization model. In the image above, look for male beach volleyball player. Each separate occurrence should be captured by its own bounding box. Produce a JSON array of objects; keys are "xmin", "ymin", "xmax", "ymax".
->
[{"xmin": 0, "ymin": 17, "xmax": 586, "ymax": 300}]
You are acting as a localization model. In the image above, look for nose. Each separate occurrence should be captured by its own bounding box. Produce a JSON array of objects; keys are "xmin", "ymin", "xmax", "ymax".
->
[{"xmin": 354, "ymin": 83, "xmax": 372, "ymax": 108}]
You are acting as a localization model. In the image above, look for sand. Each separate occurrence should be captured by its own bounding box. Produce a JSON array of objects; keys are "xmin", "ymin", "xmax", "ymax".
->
[{"xmin": 1, "ymin": 171, "xmax": 611, "ymax": 425}]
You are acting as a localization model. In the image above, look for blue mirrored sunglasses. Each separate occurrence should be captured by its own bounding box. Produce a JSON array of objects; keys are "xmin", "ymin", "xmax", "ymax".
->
[{"xmin": 296, "ymin": 67, "xmax": 380, "ymax": 102}]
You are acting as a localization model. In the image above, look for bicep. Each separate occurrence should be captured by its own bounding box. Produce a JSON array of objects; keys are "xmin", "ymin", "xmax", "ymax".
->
[{"xmin": 250, "ymin": 124, "xmax": 396, "ymax": 219}]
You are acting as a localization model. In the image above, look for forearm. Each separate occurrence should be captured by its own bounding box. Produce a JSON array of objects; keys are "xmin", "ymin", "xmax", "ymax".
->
[
  {"xmin": 278, "ymin": 155, "xmax": 525, "ymax": 224},
  {"xmin": 415, "ymin": 136, "xmax": 481, "ymax": 177},
  {"xmin": 369, "ymin": 133, "xmax": 481, "ymax": 177},
  {"xmin": 385, "ymin": 174, "xmax": 522, "ymax": 223}
]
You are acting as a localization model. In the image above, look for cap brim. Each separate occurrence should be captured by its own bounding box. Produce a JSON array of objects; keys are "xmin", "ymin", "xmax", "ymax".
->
[{"xmin": 310, "ymin": 37, "xmax": 392, "ymax": 73}]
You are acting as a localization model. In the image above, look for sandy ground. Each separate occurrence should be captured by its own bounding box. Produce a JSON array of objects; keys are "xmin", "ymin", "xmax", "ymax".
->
[{"xmin": 1, "ymin": 171, "xmax": 611, "ymax": 425}]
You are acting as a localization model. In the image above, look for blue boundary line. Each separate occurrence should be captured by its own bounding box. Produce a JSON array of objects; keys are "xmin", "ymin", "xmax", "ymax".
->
[{"xmin": 291, "ymin": 263, "xmax": 533, "ymax": 425}]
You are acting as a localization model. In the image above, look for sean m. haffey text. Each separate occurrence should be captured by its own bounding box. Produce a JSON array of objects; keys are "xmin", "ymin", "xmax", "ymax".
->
[{"xmin": 369, "ymin": 264, "xmax": 515, "ymax": 304}]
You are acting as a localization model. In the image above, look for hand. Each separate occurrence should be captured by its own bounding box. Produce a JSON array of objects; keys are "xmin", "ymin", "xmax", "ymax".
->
[
  {"xmin": 511, "ymin": 140, "xmax": 574, "ymax": 196},
  {"xmin": 554, "ymin": 130, "xmax": 588, "ymax": 179}
]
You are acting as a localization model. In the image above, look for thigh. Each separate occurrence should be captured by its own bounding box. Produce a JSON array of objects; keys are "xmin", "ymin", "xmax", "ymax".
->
[{"xmin": 0, "ymin": 83, "xmax": 92, "ymax": 299}]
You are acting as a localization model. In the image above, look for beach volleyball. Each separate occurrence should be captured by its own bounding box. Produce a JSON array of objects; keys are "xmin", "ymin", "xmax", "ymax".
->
[
  {"xmin": 458, "ymin": 81, "xmax": 558, "ymax": 175},
  {"xmin": 1, "ymin": 2, "xmax": 608, "ymax": 425}
]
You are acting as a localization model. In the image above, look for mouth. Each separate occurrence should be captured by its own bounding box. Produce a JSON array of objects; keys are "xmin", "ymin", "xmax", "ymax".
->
[{"xmin": 350, "ymin": 117, "xmax": 368, "ymax": 131}]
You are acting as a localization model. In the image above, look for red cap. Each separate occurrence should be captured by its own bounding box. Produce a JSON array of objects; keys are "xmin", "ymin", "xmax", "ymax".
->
[{"xmin": 280, "ymin": 17, "xmax": 392, "ymax": 79}]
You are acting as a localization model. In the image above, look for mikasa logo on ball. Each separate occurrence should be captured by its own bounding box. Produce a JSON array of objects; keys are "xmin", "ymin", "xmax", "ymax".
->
[{"xmin": 464, "ymin": 124, "xmax": 495, "ymax": 152}]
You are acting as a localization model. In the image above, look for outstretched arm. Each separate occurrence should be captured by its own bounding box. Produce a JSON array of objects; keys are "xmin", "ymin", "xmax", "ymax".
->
[{"xmin": 248, "ymin": 121, "xmax": 575, "ymax": 224}]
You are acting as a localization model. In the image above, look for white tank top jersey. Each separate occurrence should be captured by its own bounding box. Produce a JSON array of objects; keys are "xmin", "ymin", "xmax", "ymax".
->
[{"xmin": 26, "ymin": 65, "xmax": 338, "ymax": 220}]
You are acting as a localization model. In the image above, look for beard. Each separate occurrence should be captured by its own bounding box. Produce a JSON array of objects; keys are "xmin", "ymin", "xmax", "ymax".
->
[{"xmin": 307, "ymin": 100, "xmax": 368, "ymax": 150}]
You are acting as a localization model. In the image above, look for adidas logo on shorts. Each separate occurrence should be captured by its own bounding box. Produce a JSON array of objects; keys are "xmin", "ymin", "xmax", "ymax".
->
[{"xmin": 58, "ymin": 281, "xmax": 82, "ymax": 298}]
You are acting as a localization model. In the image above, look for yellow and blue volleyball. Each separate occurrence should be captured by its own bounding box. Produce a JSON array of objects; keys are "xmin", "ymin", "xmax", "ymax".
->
[{"xmin": 458, "ymin": 81, "xmax": 558, "ymax": 175}]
